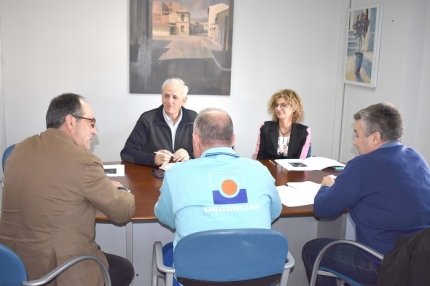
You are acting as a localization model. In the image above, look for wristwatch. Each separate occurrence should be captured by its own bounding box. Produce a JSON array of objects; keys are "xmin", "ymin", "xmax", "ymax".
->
[{"xmin": 117, "ymin": 186, "xmax": 131, "ymax": 192}]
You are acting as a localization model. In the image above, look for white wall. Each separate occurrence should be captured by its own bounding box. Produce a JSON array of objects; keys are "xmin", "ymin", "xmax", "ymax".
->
[
  {"xmin": 339, "ymin": 0, "xmax": 430, "ymax": 162},
  {"xmin": 416, "ymin": 1, "xmax": 430, "ymax": 160},
  {"xmin": 0, "ymin": 32, "xmax": 4, "ymax": 154},
  {"xmin": 0, "ymin": 0, "xmax": 346, "ymax": 164},
  {"xmin": 0, "ymin": 23, "xmax": 5, "ymax": 206}
]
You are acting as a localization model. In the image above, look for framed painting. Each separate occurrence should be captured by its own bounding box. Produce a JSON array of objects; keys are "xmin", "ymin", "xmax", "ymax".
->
[
  {"xmin": 344, "ymin": 4, "xmax": 383, "ymax": 88},
  {"xmin": 130, "ymin": 0, "xmax": 234, "ymax": 95}
]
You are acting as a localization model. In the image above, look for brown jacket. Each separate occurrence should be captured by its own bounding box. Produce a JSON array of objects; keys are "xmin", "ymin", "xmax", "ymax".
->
[{"xmin": 0, "ymin": 128, "xmax": 135, "ymax": 285}]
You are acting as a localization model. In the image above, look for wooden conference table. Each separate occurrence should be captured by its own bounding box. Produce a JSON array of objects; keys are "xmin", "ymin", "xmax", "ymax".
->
[
  {"xmin": 99, "ymin": 159, "xmax": 340, "ymax": 221},
  {"xmin": 97, "ymin": 159, "xmax": 341, "ymax": 286}
]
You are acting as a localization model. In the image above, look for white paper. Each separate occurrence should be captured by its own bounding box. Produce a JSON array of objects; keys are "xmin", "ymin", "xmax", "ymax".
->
[
  {"xmin": 103, "ymin": 164, "xmax": 125, "ymax": 177},
  {"xmin": 275, "ymin": 156, "xmax": 345, "ymax": 171},
  {"xmin": 159, "ymin": 163, "xmax": 174, "ymax": 171},
  {"xmin": 277, "ymin": 181, "xmax": 321, "ymax": 207}
]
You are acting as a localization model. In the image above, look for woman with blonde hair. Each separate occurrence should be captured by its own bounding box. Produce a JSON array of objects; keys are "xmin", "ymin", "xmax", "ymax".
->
[{"xmin": 254, "ymin": 89, "xmax": 311, "ymax": 159}]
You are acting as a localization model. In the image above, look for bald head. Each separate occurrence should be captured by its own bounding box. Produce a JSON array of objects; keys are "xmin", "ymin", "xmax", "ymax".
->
[{"xmin": 193, "ymin": 108, "xmax": 234, "ymax": 148}]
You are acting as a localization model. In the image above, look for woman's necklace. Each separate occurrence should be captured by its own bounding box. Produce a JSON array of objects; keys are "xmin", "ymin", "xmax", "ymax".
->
[
  {"xmin": 279, "ymin": 126, "xmax": 291, "ymax": 145},
  {"xmin": 279, "ymin": 126, "xmax": 291, "ymax": 136}
]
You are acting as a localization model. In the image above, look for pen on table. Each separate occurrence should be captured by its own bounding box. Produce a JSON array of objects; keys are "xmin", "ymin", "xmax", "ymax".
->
[
  {"xmin": 154, "ymin": 151, "xmax": 173, "ymax": 157},
  {"xmin": 269, "ymin": 160, "xmax": 276, "ymax": 166}
]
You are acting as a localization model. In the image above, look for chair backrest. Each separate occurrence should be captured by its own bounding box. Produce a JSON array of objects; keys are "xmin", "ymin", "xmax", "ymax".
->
[
  {"xmin": 0, "ymin": 243, "xmax": 111, "ymax": 286},
  {"xmin": 2, "ymin": 144, "xmax": 15, "ymax": 172},
  {"xmin": 306, "ymin": 144, "xmax": 312, "ymax": 158},
  {"xmin": 0, "ymin": 244, "xmax": 28, "ymax": 286},
  {"xmin": 174, "ymin": 228, "xmax": 288, "ymax": 285}
]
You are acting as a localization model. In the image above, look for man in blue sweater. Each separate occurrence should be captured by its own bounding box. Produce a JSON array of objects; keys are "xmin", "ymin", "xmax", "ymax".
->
[{"xmin": 302, "ymin": 103, "xmax": 430, "ymax": 285}]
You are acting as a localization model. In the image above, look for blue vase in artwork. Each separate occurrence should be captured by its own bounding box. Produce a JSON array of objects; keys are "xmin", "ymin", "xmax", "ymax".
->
[{"xmin": 354, "ymin": 52, "xmax": 364, "ymax": 74}]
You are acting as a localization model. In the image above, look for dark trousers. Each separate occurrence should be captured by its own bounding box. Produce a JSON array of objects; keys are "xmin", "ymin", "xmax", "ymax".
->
[
  {"xmin": 104, "ymin": 252, "xmax": 135, "ymax": 286},
  {"xmin": 302, "ymin": 238, "xmax": 380, "ymax": 286}
]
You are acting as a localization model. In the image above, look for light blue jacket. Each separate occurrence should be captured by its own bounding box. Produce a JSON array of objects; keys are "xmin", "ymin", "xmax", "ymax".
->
[{"xmin": 154, "ymin": 147, "xmax": 282, "ymax": 248}]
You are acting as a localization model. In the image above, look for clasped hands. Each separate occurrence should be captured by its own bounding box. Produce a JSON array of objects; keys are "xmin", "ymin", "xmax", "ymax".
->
[{"xmin": 154, "ymin": 148, "xmax": 190, "ymax": 166}]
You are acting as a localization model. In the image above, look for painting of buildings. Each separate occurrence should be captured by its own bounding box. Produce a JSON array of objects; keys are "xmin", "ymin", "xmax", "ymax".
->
[{"xmin": 130, "ymin": 0, "xmax": 234, "ymax": 95}]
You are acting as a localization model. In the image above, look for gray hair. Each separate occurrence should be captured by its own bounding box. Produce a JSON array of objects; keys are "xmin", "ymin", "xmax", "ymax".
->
[
  {"xmin": 353, "ymin": 102, "xmax": 403, "ymax": 142},
  {"xmin": 194, "ymin": 108, "xmax": 234, "ymax": 147},
  {"xmin": 161, "ymin": 78, "xmax": 189, "ymax": 97}
]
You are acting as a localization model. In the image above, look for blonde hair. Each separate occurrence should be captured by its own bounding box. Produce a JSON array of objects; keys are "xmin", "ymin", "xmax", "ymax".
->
[{"xmin": 267, "ymin": 89, "xmax": 304, "ymax": 122}]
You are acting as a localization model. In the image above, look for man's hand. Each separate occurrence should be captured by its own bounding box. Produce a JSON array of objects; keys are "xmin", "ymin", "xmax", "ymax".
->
[
  {"xmin": 173, "ymin": 148, "xmax": 189, "ymax": 162},
  {"xmin": 110, "ymin": 180, "xmax": 123, "ymax": 188},
  {"xmin": 321, "ymin": 175, "xmax": 336, "ymax": 187},
  {"xmin": 154, "ymin": 150, "xmax": 173, "ymax": 166}
]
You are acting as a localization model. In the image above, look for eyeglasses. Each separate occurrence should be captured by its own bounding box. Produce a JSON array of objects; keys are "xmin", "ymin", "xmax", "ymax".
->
[
  {"xmin": 273, "ymin": 103, "xmax": 289, "ymax": 109},
  {"xmin": 74, "ymin": 116, "xmax": 96, "ymax": 128}
]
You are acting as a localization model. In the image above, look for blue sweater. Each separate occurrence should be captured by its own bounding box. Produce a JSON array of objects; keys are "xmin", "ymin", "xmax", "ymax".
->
[{"xmin": 314, "ymin": 142, "xmax": 430, "ymax": 255}]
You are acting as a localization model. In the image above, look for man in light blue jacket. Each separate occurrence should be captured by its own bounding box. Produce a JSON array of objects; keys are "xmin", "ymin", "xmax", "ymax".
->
[{"xmin": 154, "ymin": 108, "xmax": 282, "ymax": 281}]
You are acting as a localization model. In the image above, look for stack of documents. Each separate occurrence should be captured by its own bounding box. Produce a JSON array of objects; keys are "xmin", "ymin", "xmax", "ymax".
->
[
  {"xmin": 277, "ymin": 181, "xmax": 321, "ymax": 207},
  {"xmin": 275, "ymin": 157, "xmax": 345, "ymax": 171}
]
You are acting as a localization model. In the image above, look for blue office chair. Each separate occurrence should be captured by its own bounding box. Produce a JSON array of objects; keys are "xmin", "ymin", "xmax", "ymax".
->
[
  {"xmin": 309, "ymin": 240, "xmax": 383, "ymax": 286},
  {"xmin": 0, "ymin": 243, "xmax": 111, "ymax": 286},
  {"xmin": 2, "ymin": 144, "xmax": 15, "ymax": 172},
  {"xmin": 306, "ymin": 144, "xmax": 312, "ymax": 158},
  {"xmin": 152, "ymin": 228, "xmax": 295, "ymax": 286},
  {"xmin": 2, "ymin": 144, "xmax": 16, "ymax": 187}
]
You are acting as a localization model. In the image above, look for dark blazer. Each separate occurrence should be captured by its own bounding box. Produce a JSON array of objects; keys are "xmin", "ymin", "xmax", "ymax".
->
[
  {"xmin": 376, "ymin": 228, "xmax": 430, "ymax": 286},
  {"xmin": 255, "ymin": 121, "xmax": 311, "ymax": 160}
]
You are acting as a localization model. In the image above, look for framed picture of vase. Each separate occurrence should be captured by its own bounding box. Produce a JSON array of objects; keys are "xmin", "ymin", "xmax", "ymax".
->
[
  {"xmin": 344, "ymin": 4, "xmax": 383, "ymax": 88},
  {"xmin": 130, "ymin": 0, "xmax": 234, "ymax": 95}
]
